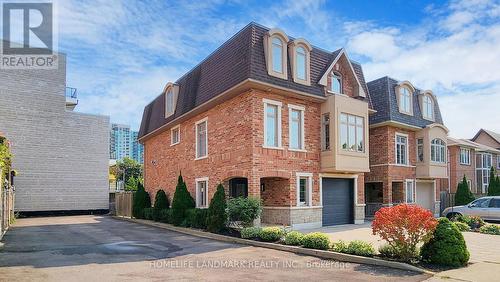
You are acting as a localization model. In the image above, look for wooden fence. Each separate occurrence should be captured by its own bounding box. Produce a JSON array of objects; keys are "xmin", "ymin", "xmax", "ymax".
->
[
  {"xmin": 1, "ymin": 185, "xmax": 15, "ymax": 238},
  {"xmin": 115, "ymin": 192, "xmax": 133, "ymax": 218}
]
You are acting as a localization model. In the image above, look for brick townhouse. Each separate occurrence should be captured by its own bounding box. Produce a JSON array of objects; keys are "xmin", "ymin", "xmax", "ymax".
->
[
  {"xmin": 472, "ymin": 129, "xmax": 500, "ymax": 150},
  {"xmin": 364, "ymin": 77, "xmax": 448, "ymax": 217},
  {"xmin": 447, "ymin": 137, "xmax": 500, "ymax": 194},
  {"xmin": 139, "ymin": 22, "xmax": 373, "ymax": 228}
]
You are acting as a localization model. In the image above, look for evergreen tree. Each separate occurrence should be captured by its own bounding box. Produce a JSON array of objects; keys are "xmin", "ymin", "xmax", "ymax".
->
[
  {"xmin": 125, "ymin": 176, "xmax": 138, "ymax": 191},
  {"xmin": 171, "ymin": 173, "xmax": 195, "ymax": 225},
  {"xmin": 455, "ymin": 175, "xmax": 475, "ymax": 205},
  {"xmin": 207, "ymin": 183, "xmax": 227, "ymax": 233},
  {"xmin": 152, "ymin": 189, "xmax": 169, "ymax": 221},
  {"xmin": 132, "ymin": 181, "xmax": 151, "ymax": 219},
  {"xmin": 487, "ymin": 167, "xmax": 499, "ymax": 196}
]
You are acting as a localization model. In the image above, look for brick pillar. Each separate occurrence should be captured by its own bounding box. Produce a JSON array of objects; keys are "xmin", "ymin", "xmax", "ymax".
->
[{"xmin": 383, "ymin": 178, "xmax": 392, "ymax": 205}]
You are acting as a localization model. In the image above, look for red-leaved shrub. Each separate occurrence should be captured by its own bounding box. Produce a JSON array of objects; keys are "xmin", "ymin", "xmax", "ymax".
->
[{"xmin": 372, "ymin": 204, "xmax": 438, "ymax": 261}]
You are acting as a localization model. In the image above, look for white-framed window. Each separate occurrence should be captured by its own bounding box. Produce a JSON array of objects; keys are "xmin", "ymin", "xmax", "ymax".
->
[
  {"xmin": 459, "ymin": 148, "xmax": 471, "ymax": 165},
  {"xmin": 395, "ymin": 133, "xmax": 408, "ymax": 165},
  {"xmin": 321, "ymin": 113, "xmax": 330, "ymax": 151},
  {"xmin": 497, "ymin": 155, "xmax": 500, "ymax": 169},
  {"xmin": 422, "ymin": 95, "xmax": 434, "ymax": 120},
  {"xmin": 330, "ymin": 72, "xmax": 342, "ymax": 93},
  {"xmin": 476, "ymin": 153, "xmax": 492, "ymax": 193},
  {"xmin": 296, "ymin": 173, "xmax": 313, "ymax": 206},
  {"xmin": 272, "ymin": 37, "xmax": 284, "ymax": 74},
  {"xmin": 195, "ymin": 177, "xmax": 208, "ymax": 208},
  {"xmin": 340, "ymin": 113, "xmax": 364, "ymax": 152},
  {"xmin": 171, "ymin": 125, "xmax": 180, "ymax": 146},
  {"xmin": 263, "ymin": 99, "xmax": 282, "ymax": 148},
  {"xmin": 399, "ymin": 87, "xmax": 412, "ymax": 114},
  {"xmin": 166, "ymin": 89, "xmax": 174, "ymax": 117},
  {"xmin": 417, "ymin": 138, "xmax": 424, "ymax": 162},
  {"xmin": 405, "ymin": 180, "xmax": 415, "ymax": 203},
  {"xmin": 289, "ymin": 104, "xmax": 305, "ymax": 150},
  {"xmin": 296, "ymin": 46, "xmax": 306, "ymax": 80},
  {"xmin": 195, "ymin": 118, "xmax": 208, "ymax": 159},
  {"xmin": 431, "ymin": 138, "xmax": 446, "ymax": 163}
]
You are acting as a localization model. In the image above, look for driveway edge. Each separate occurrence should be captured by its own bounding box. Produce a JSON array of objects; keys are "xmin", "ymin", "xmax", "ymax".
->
[{"xmin": 113, "ymin": 216, "xmax": 433, "ymax": 274}]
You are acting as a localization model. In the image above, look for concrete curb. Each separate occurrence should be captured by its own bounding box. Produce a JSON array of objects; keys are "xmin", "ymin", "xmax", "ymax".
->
[{"xmin": 113, "ymin": 216, "xmax": 433, "ymax": 274}]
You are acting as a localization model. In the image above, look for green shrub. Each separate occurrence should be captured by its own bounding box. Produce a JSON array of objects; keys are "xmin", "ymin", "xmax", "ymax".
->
[
  {"xmin": 240, "ymin": 227, "xmax": 262, "ymax": 239},
  {"xmin": 454, "ymin": 221, "xmax": 471, "ymax": 232},
  {"xmin": 487, "ymin": 167, "xmax": 500, "ymax": 196},
  {"xmin": 302, "ymin": 232, "xmax": 330, "ymax": 250},
  {"xmin": 331, "ymin": 240, "xmax": 348, "ymax": 253},
  {"xmin": 207, "ymin": 184, "xmax": 227, "ymax": 233},
  {"xmin": 159, "ymin": 209, "xmax": 172, "ymax": 224},
  {"xmin": 184, "ymin": 208, "xmax": 208, "ymax": 229},
  {"xmin": 455, "ymin": 175, "xmax": 475, "ymax": 205},
  {"xmin": 346, "ymin": 240, "xmax": 375, "ymax": 257},
  {"xmin": 421, "ymin": 218, "xmax": 470, "ymax": 267},
  {"xmin": 259, "ymin": 227, "xmax": 285, "ymax": 242},
  {"xmin": 227, "ymin": 197, "xmax": 262, "ymax": 228},
  {"xmin": 283, "ymin": 231, "xmax": 304, "ymax": 246},
  {"xmin": 152, "ymin": 189, "xmax": 169, "ymax": 221},
  {"xmin": 171, "ymin": 174, "xmax": 195, "ymax": 226},
  {"xmin": 378, "ymin": 244, "xmax": 399, "ymax": 259},
  {"xmin": 143, "ymin": 207, "xmax": 154, "ymax": 220},
  {"xmin": 457, "ymin": 215, "xmax": 485, "ymax": 229},
  {"xmin": 132, "ymin": 182, "xmax": 151, "ymax": 219},
  {"xmin": 479, "ymin": 224, "xmax": 500, "ymax": 235}
]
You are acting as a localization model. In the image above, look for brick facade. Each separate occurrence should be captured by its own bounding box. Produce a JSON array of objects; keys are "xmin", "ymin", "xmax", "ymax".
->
[{"xmin": 448, "ymin": 145, "xmax": 476, "ymax": 193}]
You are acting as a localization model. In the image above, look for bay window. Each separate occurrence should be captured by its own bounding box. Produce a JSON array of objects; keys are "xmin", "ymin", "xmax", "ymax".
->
[
  {"xmin": 340, "ymin": 113, "xmax": 364, "ymax": 152},
  {"xmin": 417, "ymin": 138, "xmax": 424, "ymax": 162},
  {"xmin": 431, "ymin": 138, "xmax": 446, "ymax": 163}
]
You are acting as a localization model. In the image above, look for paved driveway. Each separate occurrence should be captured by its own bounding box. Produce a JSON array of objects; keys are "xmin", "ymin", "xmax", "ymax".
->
[{"xmin": 0, "ymin": 215, "xmax": 429, "ymax": 282}]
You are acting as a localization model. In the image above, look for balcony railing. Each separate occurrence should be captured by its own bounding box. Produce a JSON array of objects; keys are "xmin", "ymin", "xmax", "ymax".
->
[{"xmin": 65, "ymin": 87, "xmax": 77, "ymax": 99}]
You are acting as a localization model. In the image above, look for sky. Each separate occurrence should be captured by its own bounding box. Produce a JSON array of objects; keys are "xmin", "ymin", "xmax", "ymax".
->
[{"xmin": 47, "ymin": 0, "xmax": 500, "ymax": 137}]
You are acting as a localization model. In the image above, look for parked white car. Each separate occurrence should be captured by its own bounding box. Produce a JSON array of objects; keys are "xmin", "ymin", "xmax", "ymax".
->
[{"xmin": 442, "ymin": 196, "xmax": 500, "ymax": 221}]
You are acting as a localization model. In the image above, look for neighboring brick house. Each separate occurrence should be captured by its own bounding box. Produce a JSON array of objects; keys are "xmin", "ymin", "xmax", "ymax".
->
[
  {"xmin": 139, "ymin": 23, "xmax": 372, "ymax": 228},
  {"xmin": 447, "ymin": 137, "xmax": 500, "ymax": 194},
  {"xmin": 364, "ymin": 77, "xmax": 448, "ymax": 217},
  {"xmin": 472, "ymin": 129, "xmax": 500, "ymax": 150}
]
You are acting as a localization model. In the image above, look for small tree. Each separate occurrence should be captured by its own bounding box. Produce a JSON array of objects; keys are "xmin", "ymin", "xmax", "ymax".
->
[
  {"xmin": 227, "ymin": 197, "xmax": 262, "ymax": 228},
  {"xmin": 372, "ymin": 204, "xmax": 438, "ymax": 262},
  {"xmin": 487, "ymin": 167, "xmax": 499, "ymax": 196},
  {"xmin": 171, "ymin": 174, "xmax": 195, "ymax": 226},
  {"xmin": 152, "ymin": 189, "xmax": 169, "ymax": 221},
  {"xmin": 207, "ymin": 183, "xmax": 227, "ymax": 233},
  {"xmin": 125, "ymin": 176, "xmax": 138, "ymax": 191},
  {"xmin": 455, "ymin": 175, "xmax": 475, "ymax": 205},
  {"xmin": 132, "ymin": 182, "xmax": 151, "ymax": 219}
]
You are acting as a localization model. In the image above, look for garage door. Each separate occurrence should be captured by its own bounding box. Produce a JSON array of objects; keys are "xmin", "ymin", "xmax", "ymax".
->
[
  {"xmin": 322, "ymin": 178, "xmax": 354, "ymax": 226},
  {"xmin": 416, "ymin": 182, "xmax": 434, "ymax": 212}
]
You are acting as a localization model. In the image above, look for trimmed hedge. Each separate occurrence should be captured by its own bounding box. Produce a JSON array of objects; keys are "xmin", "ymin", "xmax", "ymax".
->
[
  {"xmin": 171, "ymin": 174, "xmax": 195, "ymax": 226},
  {"xmin": 241, "ymin": 227, "xmax": 262, "ymax": 239},
  {"xmin": 302, "ymin": 232, "xmax": 330, "ymax": 250},
  {"xmin": 159, "ymin": 209, "xmax": 172, "ymax": 224},
  {"xmin": 227, "ymin": 197, "xmax": 262, "ymax": 228},
  {"xmin": 143, "ymin": 207, "xmax": 154, "ymax": 220},
  {"xmin": 207, "ymin": 184, "xmax": 227, "ymax": 233},
  {"xmin": 479, "ymin": 224, "xmax": 500, "ymax": 235},
  {"xmin": 331, "ymin": 240, "xmax": 348, "ymax": 253},
  {"xmin": 421, "ymin": 218, "xmax": 470, "ymax": 267},
  {"xmin": 259, "ymin": 227, "xmax": 285, "ymax": 242},
  {"xmin": 284, "ymin": 231, "xmax": 304, "ymax": 246},
  {"xmin": 346, "ymin": 240, "xmax": 375, "ymax": 257},
  {"xmin": 153, "ymin": 189, "xmax": 169, "ymax": 222},
  {"xmin": 185, "ymin": 208, "xmax": 208, "ymax": 229},
  {"xmin": 378, "ymin": 244, "xmax": 398, "ymax": 259},
  {"xmin": 132, "ymin": 182, "xmax": 151, "ymax": 219},
  {"xmin": 454, "ymin": 221, "xmax": 471, "ymax": 232}
]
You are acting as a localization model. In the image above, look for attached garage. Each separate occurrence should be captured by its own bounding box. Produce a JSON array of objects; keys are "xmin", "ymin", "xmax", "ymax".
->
[
  {"xmin": 322, "ymin": 178, "xmax": 354, "ymax": 226},
  {"xmin": 416, "ymin": 182, "xmax": 435, "ymax": 212}
]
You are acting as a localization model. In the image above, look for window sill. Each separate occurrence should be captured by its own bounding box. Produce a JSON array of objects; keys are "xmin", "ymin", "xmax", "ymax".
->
[
  {"xmin": 263, "ymin": 146, "xmax": 284, "ymax": 150},
  {"xmin": 326, "ymin": 90, "xmax": 345, "ymax": 96},
  {"xmin": 196, "ymin": 206, "xmax": 208, "ymax": 209},
  {"xmin": 289, "ymin": 148, "xmax": 307, "ymax": 152},
  {"xmin": 195, "ymin": 155, "xmax": 208, "ymax": 161},
  {"xmin": 459, "ymin": 162, "xmax": 471, "ymax": 166},
  {"xmin": 170, "ymin": 142, "xmax": 180, "ymax": 147},
  {"xmin": 398, "ymin": 110, "xmax": 413, "ymax": 116}
]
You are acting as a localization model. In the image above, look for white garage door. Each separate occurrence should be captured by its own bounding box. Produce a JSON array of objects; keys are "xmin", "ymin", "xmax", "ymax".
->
[{"xmin": 416, "ymin": 182, "xmax": 434, "ymax": 213}]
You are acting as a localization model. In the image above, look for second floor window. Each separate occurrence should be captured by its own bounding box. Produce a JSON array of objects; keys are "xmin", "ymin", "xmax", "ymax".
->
[
  {"xmin": 166, "ymin": 89, "xmax": 174, "ymax": 116},
  {"xmin": 296, "ymin": 46, "xmax": 306, "ymax": 80},
  {"xmin": 330, "ymin": 72, "xmax": 342, "ymax": 93},
  {"xmin": 431, "ymin": 138, "xmax": 446, "ymax": 163},
  {"xmin": 171, "ymin": 126, "xmax": 180, "ymax": 145},
  {"xmin": 289, "ymin": 106, "xmax": 304, "ymax": 150},
  {"xmin": 417, "ymin": 138, "xmax": 424, "ymax": 162},
  {"xmin": 422, "ymin": 95, "xmax": 434, "ymax": 120},
  {"xmin": 399, "ymin": 87, "xmax": 412, "ymax": 114},
  {"xmin": 272, "ymin": 37, "xmax": 284, "ymax": 73},
  {"xmin": 396, "ymin": 134, "xmax": 408, "ymax": 165},
  {"xmin": 196, "ymin": 119, "xmax": 208, "ymax": 159},
  {"xmin": 264, "ymin": 100, "xmax": 282, "ymax": 148},
  {"xmin": 460, "ymin": 148, "xmax": 471, "ymax": 165},
  {"xmin": 340, "ymin": 113, "xmax": 364, "ymax": 152},
  {"xmin": 321, "ymin": 113, "xmax": 330, "ymax": 151}
]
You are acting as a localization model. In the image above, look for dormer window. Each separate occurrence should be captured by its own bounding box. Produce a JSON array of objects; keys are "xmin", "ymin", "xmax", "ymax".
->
[
  {"xmin": 398, "ymin": 87, "xmax": 412, "ymax": 114},
  {"xmin": 166, "ymin": 89, "xmax": 174, "ymax": 116},
  {"xmin": 164, "ymin": 83, "xmax": 178, "ymax": 118},
  {"xmin": 330, "ymin": 72, "xmax": 342, "ymax": 94},
  {"xmin": 422, "ymin": 94, "xmax": 434, "ymax": 120},
  {"xmin": 296, "ymin": 46, "xmax": 306, "ymax": 79},
  {"xmin": 264, "ymin": 29, "xmax": 288, "ymax": 80},
  {"xmin": 289, "ymin": 38, "xmax": 312, "ymax": 85}
]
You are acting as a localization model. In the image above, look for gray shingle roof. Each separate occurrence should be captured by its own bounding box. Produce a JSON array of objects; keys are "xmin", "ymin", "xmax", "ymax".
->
[
  {"xmin": 472, "ymin": 129, "xmax": 500, "ymax": 148},
  {"xmin": 139, "ymin": 22, "xmax": 372, "ymax": 139},
  {"xmin": 367, "ymin": 76, "xmax": 444, "ymax": 128}
]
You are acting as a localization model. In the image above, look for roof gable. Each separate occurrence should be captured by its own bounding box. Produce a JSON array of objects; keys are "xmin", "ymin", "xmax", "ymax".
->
[{"xmin": 472, "ymin": 129, "xmax": 500, "ymax": 147}]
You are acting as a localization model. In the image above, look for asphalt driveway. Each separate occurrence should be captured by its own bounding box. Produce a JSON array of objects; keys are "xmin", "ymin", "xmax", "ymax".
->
[{"xmin": 0, "ymin": 215, "xmax": 430, "ymax": 282}]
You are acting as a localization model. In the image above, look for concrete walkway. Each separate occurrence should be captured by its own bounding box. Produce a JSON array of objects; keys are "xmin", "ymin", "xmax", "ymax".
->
[{"xmin": 0, "ymin": 215, "xmax": 430, "ymax": 282}]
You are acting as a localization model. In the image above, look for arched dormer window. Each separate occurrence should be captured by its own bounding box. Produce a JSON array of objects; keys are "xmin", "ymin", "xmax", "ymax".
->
[
  {"xmin": 431, "ymin": 138, "xmax": 446, "ymax": 163},
  {"xmin": 330, "ymin": 72, "xmax": 342, "ymax": 94},
  {"xmin": 396, "ymin": 82, "xmax": 415, "ymax": 115},
  {"xmin": 164, "ymin": 83, "xmax": 179, "ymax": 118},
  {"xmin": 166, "ymin": 89, "xmax": 174, "ymax": 115},
  {"xmin": 422, "ymin": 93, "xmax": 434, "ymax": 120},
  {"xmin": 264, "ymin": 29, "xmax": 288, "ymax": 79},
  {"xmin": 289, "ymin": 38, "xmax": 312, "ymax": 85}
]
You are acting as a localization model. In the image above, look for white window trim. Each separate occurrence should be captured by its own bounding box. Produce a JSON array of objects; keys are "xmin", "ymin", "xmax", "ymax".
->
[
  {"xmin": 288, "ymin": 104, "xmax": 306, "ymax": 151},
  {"xmin": 195, "ymin": 117, "xmax": 208, "ymax": 160},
  {"xmin": 296, "ymin": 172, "xmax": 313, "ymax": 207},
  {"xmin": 405, "ymin": 179, "xmax": 415, "ymax": 203},
  {"xmin": 422, "ymin": 95, "xmax": 434, "ymax": 121},
  {"xmin": 395, "ymin": 132, "xmax": 409, "ymax": 165},
  {"xmin": 339, "ymin": 113, "xmax": 365, "ymax": 153},
  {"xmin": 195, "ymin": 177, "xmax": 209, "ymax": 208},
  {"xmin": 459, "ymin": 147, "xmax": 471, "ymax": 165},
  {"xmin": 430, "ymin": 138, "xmax": 446, "ymax": 164},
  {"xmin": 327, "ymin": 72, "xmax": 342, "ymax": 95},
  {"xmin": 416, "ymin": 138, "xmax": 424, "ymax": 163},
  {"xmin": 263, "ymin": 98, "xmax": 283, "ymax": 149},
  {"xmin": 170, "ymin": 125, "xmax": 180, "ymax": 146}
]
